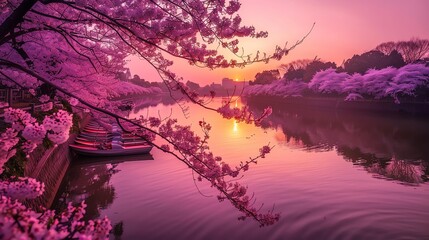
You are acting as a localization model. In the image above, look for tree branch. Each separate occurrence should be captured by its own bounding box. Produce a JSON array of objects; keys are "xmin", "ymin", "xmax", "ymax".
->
[{"xmin": 0, "ymin": 0, "xmax": 39, "ymax": 40}]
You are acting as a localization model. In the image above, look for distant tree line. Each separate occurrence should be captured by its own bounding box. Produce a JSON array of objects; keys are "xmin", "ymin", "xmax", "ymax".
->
[
  {"xmin": 280, "ymin": 49, "xmax": 406, "ymax": 83},
  {"xmin": 116, "ymin": 39, "xmax": 429, "ymax": 100},
  {"xmin": 251, "ymin": 38, "xmax": 429, "ymax": 85},
  {"xmin": 245, "ymin": 39, "xmax": 429, "ymax": 103}
]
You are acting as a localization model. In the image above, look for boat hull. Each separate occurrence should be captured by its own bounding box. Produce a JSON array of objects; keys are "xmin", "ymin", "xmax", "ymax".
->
[{"xmin": 70, "ymin": 144, "xmax": 153, "ymax": 157}]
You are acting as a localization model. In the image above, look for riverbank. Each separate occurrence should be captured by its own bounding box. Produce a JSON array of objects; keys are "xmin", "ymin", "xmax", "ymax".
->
[
  {"xmin": 244, "ymin": 95, "xmax": 429, "ymax": 116},
  {"xmin": 22, "ymin": 112, "xmax": 90, "ymax": 210}
]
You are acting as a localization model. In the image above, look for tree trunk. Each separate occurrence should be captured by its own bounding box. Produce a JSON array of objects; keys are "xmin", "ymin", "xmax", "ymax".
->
[{"xmin": 0, "ymin": 0, "xmax": 39, "ymax": 40}]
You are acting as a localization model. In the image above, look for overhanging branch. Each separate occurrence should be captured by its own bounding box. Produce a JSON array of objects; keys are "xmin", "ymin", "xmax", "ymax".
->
[{"xmin": 0, "ymin": 0, "xmax": 39, "ymax": 40}]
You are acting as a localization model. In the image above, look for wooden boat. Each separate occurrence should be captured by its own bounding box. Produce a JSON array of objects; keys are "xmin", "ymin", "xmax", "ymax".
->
[
  {"xmin": 83, "ymin": 127, "xmax": 107, "ymax": 132},
  {"xmin": 76, "ymin": 135, "xmax": 112, "ymax": 141},
  {"xmin": 77, "ymin": 134, "xmax": 140, "ymax": 142},
  {"xmin": 82, "ymin": 128, "xmax": 110, "ymax": 134},
  {"xmin": 75, "ymin": 138, "xmax": 147, "ymax": 147},
  {"xmin": 70, "ymin": 121, "xmax": 153, "ymax": 157},
  {"xmin": 70, "ymin": 143, "xmax": 152, "ymax": 157},
  {"xmin": 74, "ymin": 139, "xmax": 111, "ymax": 147},
  {"xmin": 79, "ymin": 132, "xmax": 112, "ymax": 138}
]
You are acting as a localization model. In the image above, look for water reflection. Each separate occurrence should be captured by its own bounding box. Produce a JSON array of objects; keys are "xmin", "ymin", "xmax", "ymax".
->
[
  {"xmin": 53, "ymin": 162, "xmax": 117, "ymax": 220},
  {"xmin": 132, "ymin": 95, "xmax": 175, "ymax": 113},
  {"xmin": 54, "ymin": 98, "xmax": 429, "ymax": 240},
  {"xmin": 246, "ymin": 99, "xmax": 429, "ymax": 184},
  {"xmin": 53, "ymin": 155, "xmax": 154, "ymax": 220}
]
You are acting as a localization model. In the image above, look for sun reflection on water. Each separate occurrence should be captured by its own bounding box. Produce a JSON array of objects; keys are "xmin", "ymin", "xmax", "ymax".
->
[{"xmin": 232, "ymin": 120, "xmax": 238, "ymax": 133}]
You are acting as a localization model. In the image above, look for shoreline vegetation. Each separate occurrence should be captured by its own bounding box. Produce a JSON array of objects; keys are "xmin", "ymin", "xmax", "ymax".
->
[
  {"xmin": 240, "ymin": 60, "xmax": 429, "ymax": 116},
  {"xmin": 238, "ymin": 39, "xmax": 429, "ymax": 115},
  {"xmin": 243, "ymin": 95, "xmax": 429, "ymax": 116},
  {"xmin": 242, "ymin": 63, "xmax": 429, "ymax": 103}
]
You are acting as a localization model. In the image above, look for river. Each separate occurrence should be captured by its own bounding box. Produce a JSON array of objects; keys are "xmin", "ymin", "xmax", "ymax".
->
[{"xmin": 53, "ymin": 97, "xmax": 429, "ymax": 240}]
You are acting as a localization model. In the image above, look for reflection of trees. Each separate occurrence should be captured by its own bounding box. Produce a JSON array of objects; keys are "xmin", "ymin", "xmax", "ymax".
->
[
  {"xmin": 247, "ymin": 98, "xmax": 429, "ymax": 184},
  {"xmin": 53, "ymin": 163, "xmax": 119, "ymax": 220},
  {"xmin": 372, "ymin": 159, "xmax": 424, "ymax": 184},
  {"xmin": 273, "ymin": 111, "xmax": 336, "ymax": 151},
  {"xmin": 338, "ymin": 146, "xmax": 391, "ymax": 168},
  {"xmin": 132, "ymin": 95, "xmax": 176, "ymax": 113},
  {"xmin": 339, "ymin": 146, "xmax": 424, "ymax": 184}
]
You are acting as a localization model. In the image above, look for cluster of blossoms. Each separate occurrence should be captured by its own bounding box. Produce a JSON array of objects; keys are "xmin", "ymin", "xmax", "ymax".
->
[
  {"xmin": 22, "ymin": 123, "xmax": 46, "ymax": 143},
  {"xmin": 38, "ymin": 95, "xmax": 50, "ymax": 103},
  {"xmin": 2, "ymin": 108, "xmax": 73, "ymax": 158},
  {"xmin": 42, "ymin": 110, "xmax": 73, "ymax": 145},
  {"xmin": 0, "ymin": 108, "xmax": 72, "ymax": 202},
  {"xmin": 0, "ymin": 106, "xmax": 110, "ymax": 238},
  {"xmin": 0, "ymin": 177, "xmax": 45, "ymax": 200},
  {"xmin": 0, "ymin": 197, "xmax": 111, "ymax": 239},
  {"xmin": 4, "ymin": 107, "xmax": 36, "ymax": 131},
  {"xmin": 0, "ymin": 70, "xmax": 39, "ymax": 89},
  {"xmin": 0, "ymin": 128, "xmax": 19, "ymax": 173},
  {"xmin": 259, "ymin": 145, "xmax": 272, "ymax": 158},
  {"xmin": 21, "ymin": 123, "xmax": 46, "ymax": 154},
  {"xmin": 148, "ymin": 117, "xmax": 161, "ymax": 128}
]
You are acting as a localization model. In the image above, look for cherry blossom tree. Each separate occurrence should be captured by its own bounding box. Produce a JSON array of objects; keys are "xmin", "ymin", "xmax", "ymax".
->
[{"xmin": 0, "ymin": 0, "xmax": 305, "ymax": 237}]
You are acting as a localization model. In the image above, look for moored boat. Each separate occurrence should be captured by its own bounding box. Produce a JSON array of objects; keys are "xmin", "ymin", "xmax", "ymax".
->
[
  {"xmin": 70, "ymin": 143, "xmax": 152, "ymax": 157},
  {"xmin": 70, "ymin": 121, "xmax": 153, "ymax": 157}
]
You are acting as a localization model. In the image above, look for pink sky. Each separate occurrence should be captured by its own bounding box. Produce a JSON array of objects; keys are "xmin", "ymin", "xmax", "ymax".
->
[{"xmin": 127, "ymin": 0, "xmax": 429, "ymax": 85}]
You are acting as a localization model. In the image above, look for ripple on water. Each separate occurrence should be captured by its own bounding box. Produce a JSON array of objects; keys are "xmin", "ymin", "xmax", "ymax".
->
[{"xmin": 103, "ymin": 159, "xmax": 429, "ymax": 240}]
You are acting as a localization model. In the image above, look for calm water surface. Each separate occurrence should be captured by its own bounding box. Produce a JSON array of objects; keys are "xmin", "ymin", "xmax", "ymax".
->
[{"xmin": 54, "ymin": 98, "xmax": 429, "ymax": 240}]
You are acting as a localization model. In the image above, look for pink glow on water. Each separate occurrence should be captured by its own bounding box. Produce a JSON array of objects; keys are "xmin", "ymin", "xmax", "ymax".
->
[{"xmin": 56, "ymin": 98, "xmax": 429, "ymax": 239}]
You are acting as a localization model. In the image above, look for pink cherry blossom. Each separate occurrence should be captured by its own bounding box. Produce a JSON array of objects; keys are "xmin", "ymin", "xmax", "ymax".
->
[
  {"xmin": 0, "ymin": 177, "xmax": 44, "ymax": 200},
  {"xmin": 38, "ymin": 95, "xmax": 50, "ymax": 103},
  {"xmin": 22, "ymin": 123, "xmax": 47, "ymax": 143},
  {"xmin": 0, "ymin": 197, "xmax": 111, "ymax": 239}
]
